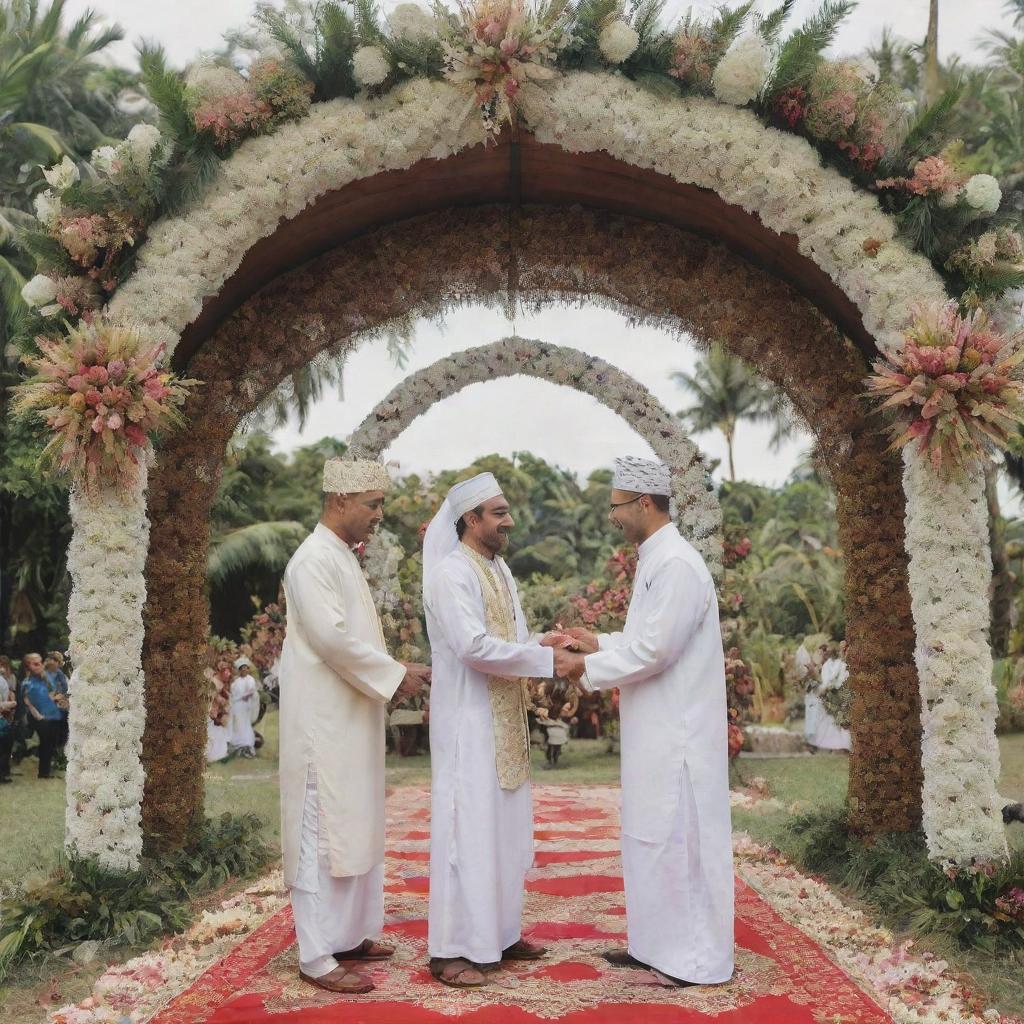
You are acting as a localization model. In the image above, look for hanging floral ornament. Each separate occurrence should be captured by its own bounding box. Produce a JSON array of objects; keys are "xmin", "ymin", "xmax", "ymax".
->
[
  {"xmin": 439, "ymin": 0, "xmax": 569, "ymax": 138},
  {"xmin": 865, "ymin": 301, "xmax": 1024, "ymax": 470},
  {"xmin": 13, "ymin": 320, "xmax": 199, "ymax": 496}
]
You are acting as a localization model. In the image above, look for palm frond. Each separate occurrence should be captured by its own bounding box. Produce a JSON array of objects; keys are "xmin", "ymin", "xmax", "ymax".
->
[
  {"xmin": 207, "ymin": 521, "xmax": 307, "ymax": 587},
  {"xmin": 763, "ymin": 0, "xmax": 856, "ymax": 100},
  {"xmin": 884, "ymin": 83, "xmax": 964, "ymax": 173},
  {"xmin": 137, "ymin": 44, "xmax": 196, "ymax": 146},
  {"xmin": 757, "ymin": 0, "xmax": 795, "ymax": 45}
]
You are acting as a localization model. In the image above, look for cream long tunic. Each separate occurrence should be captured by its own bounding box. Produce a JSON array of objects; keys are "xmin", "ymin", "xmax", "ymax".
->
[
  {"xmin": 279, "ymin": 524, "xmax": 405, "ymax": 886},
  {"xmin": 582, "ymin": 523, "xmax": 734, "ymax": 983},
  {"xmin": 424, "ymin": 547, "xmax": 554, "ymax": 962}
]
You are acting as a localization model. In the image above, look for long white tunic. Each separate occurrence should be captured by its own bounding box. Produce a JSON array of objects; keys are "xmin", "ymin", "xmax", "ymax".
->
[
  {"xmin": 279, "ymin": 524, "xmax": 405, "ymax": 886},
  {"xmin": 582, "ymin": 523, "xmax": 734, "ymax": 984},
  {"xmin": 424, "ymin": 547, "xmax": 554, "ymax": 962},
  {"xmin": 228, "ymin": 675, "xmax": 257, "ymax": 749}
]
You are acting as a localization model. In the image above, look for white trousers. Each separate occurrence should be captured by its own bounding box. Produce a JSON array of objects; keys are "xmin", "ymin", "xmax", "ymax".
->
[
  {"xmin": 288, "ymin": 767, "xmax": 384, "ymax": 978},
  {"xmin": 621, "ymin": 766, "xmax": 734, "ymax": 984}
]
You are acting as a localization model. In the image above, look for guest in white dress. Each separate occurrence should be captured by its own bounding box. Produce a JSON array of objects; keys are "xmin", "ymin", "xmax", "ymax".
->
[
  {"xmin": 228, "ymin": 657, "xmax": 258, "ymax": 757},
  {"xmin": 805, "ymin": 642, "xmax": 851, "ymax": 752}
]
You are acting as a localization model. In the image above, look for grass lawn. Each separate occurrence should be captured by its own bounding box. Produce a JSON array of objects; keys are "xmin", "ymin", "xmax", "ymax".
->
[{"xmin": 2, "ymin": 718, "xmax": 1022, "ymax": 1018}]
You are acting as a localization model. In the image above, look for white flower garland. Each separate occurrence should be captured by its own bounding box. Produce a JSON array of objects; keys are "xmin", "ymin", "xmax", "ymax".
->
[
  {"xmin": 902, "ymin": 449, "xmax": 1006, "ymax": 864},
  {"xmin": 64, "ymin": 462, "xmax": 151, "ymax": 873},
  {"xmin": 346, "ymin": 337, "xmax": 724, "ymax": 577},
  {"xmin": 84, "ymin": 70, "xmax": 992, "ymax": 867}
]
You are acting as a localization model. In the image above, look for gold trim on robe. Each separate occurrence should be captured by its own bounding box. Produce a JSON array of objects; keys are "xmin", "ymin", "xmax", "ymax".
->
[{"xmin": 461, "ymin": 543, "xmax": 531, "ymax": 790}]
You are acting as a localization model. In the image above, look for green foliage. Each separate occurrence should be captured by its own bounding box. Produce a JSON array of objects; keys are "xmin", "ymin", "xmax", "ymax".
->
[
  {"xmin": 785, "ymin": 809, "xmax": 1024, "ymax": 954},
  {"xmin": 138, "ymin": 44, "xmax": 198, "ymax": 148},
  {"xmin": 883, "ymin": 84, "xmax": 965, "ymax": 175},
  {"xmin": 762, "ymin": 0, "xmax": 856, "ymax": 101},
  {"xmin": 0, "ymin": 813, "xmax": 273, "ymax": 979},
  {"xmin": 257, "ymin": 1, "xmax": 358, "ymax": 101},
  {"xmin": 757, "ymin": 0, "xmax": 795, "ymax": 46}
]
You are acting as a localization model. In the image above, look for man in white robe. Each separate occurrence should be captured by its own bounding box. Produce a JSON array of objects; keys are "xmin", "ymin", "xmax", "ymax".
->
[
  {"xmin": 227, "ymin": 657, "xmax": 257, "ymax": 756},
  {"xmin": 422, "ymin": 473, "xmax": 559, "ymax": 988},
  {"xmin": 280, "ymin": 457, "xmax": 431, "ymax": 994},
  {"xmin": 556, "ymin": 456, "xmax": 734, "ymax": 987}
]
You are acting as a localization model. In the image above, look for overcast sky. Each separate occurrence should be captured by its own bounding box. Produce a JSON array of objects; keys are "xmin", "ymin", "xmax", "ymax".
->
[{"xmin": 66, "ymin": 0, "xmax": 1022, "ymax": 504}]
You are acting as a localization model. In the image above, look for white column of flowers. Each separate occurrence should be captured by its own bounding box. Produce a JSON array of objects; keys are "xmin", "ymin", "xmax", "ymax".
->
[
  {"xmin": 902, "ymin": 450, "xmax": 1006, "ymax": 864},
  {"xmin": 64, "ymin": 470, "xmax": 151, "ymax": 871},
  {"xmin": 13, "ymin": 321, "xmax": 195, "ymax": 872}
]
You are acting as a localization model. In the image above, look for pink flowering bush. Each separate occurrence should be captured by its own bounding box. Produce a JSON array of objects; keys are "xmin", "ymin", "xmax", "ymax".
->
[
  {"xmin": 865, "ymin": 301, "xmax": 1024, "ymax": 470},
  {"xmin": 13, "ymin": 321, "xmax": 198, "ymax": 494}
]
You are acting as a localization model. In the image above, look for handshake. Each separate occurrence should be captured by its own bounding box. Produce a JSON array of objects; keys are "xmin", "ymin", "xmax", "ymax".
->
[{"xmin": 539, "ymin": 624, "xmax": 599, "ymax": 684}]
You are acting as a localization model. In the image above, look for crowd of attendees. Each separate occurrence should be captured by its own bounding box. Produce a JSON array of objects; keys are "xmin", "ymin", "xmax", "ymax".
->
[{"xmin": 0, "ymin": 650, "xmax": 70, "ymax": 783}]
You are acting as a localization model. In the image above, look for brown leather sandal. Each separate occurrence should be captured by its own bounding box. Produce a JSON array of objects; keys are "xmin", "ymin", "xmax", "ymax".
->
[
  {"xmin": 334, "ymin": 938, "xmax": 395, "ymax": 961},
  {"xmin": 430, "ymin": 957, "xmax": 488, "ymax": 988},
  {"xmin": 502, "ymin": 939, "xmax": 548, "ymax": 961},
  {"xmin": 299, "ymin": 964, "xmax": 374, "ymax": 993}
]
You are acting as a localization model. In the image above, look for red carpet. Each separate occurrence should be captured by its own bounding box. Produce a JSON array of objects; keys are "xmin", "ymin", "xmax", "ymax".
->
[{"xmin": 150, "ymin": 786, "xmax": 891, "ymax": 1023}]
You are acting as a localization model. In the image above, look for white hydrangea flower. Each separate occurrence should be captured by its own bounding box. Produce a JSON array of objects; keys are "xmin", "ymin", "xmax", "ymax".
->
[
  {"xmin": 388, "ymin": 3, "xmax": 435, "ymax": 40},
  {"xmin": 963, "ymin": 173, "xmax": 1001, "ymax": 213},
  {"xmin": 353, "ymin": 46, "xmax": 390, "ymax": 88},
  {"xmin": 125, "ymin": 123, "xmax": 162, "ymax": 169},
  {"xmin": 712, "ymin": 33, "xmax": 770, "ymax": 106},
  {"xmin": 33, "ymin": 189, "xmax": 61, "ymax": 227},
  {"xmin": 21, "ymin": 273, "xmax": 58, "ymax": 308},
  {"xmin": 41, "ymin": 154, "xmax": 79, "ymax": 190},
  {"xmin": 91, "ymin": 145, "xmax": 119, "ymax": 175},
  {"xmin": 598, "ymin": 20, "xmax": 640, "ymax": 64}
]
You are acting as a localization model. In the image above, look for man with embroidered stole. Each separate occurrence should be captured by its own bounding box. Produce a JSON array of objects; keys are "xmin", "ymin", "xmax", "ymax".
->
[
  {"xmin": 555, "ymin": 456, "xmax": 734, "ymax": 988},
  {"xmin": 279, "ymin": 457, "xmax": 431, "ymax": 995},
  {"xmin": 422, "ymin": 472, "xmax": 561, "ymax": 988}
]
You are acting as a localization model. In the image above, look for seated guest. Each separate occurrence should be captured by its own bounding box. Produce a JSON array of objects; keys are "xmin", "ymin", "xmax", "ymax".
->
[{"xmin": 22, "ymin": 653, "xmax": 63, "ymax": 779}]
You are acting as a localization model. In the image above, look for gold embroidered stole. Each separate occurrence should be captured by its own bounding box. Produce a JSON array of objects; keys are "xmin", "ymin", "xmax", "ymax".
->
[{"xmin": 461, "ymin": 543, "xmax": 531, "ymax": 790}]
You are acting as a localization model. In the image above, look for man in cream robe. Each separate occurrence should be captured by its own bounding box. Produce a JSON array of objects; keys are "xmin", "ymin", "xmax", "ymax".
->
[
  {"xmin": 280, "ymin": 457, "xmax": 430, "ymax": 994},
  {"xmin": 556, "ymin": 456, "xmax": 734, "ymax": 987},
  {"xmin": 422, "ymin": 473, "xmax": 557, "ymax": 987}
]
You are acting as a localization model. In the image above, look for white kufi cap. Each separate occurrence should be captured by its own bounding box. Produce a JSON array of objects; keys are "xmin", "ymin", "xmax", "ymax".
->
[
  {"xmin": 323, "ymin": 457, "xmax": 391, "ymax": 493},
  {"xmin": 612, "ymin": 455, "xmax": 671, "ymax": 496}
]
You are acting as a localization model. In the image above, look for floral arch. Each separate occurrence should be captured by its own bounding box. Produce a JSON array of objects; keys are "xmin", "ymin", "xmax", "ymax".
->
[
  {"xmin": 346, "ymin": 336, "xmax": 723, "ymax": 573},
  {"xmin": 25, "ymin": 69, "xmax": 1010, "ymax": 872}
]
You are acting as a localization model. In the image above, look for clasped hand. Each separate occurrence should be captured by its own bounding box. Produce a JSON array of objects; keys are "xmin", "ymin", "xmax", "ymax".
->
[
  {"xmin": 397, "ymin": 662, "xmax": 431, "ymax": 700},
  {"xmin": 539, "ymin": 624, "xmax": 599, "ymax": 684}
]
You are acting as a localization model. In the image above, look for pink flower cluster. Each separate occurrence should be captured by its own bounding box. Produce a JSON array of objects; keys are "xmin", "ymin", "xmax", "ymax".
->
[
  {"xmin": 13, "ymin": 322, "xmax": 197, "ymax": 493},
  {"xmin": 194, "ymin": 91, "xmax": 274, "ymax": 148},
  {"xmin": 54, "ymin": 208, "xmax": 141, "ymax": 292},
  {"xmin": 866, "ymin": 301, "xmax": 1024, "ymax": 469},
  {"xmin": 877, "ymin": 155, "xmax": 965, "ymax": 204}
]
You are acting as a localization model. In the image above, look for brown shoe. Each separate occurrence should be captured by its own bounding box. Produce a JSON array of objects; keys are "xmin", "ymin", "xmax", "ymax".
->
[
  {"xmin": 334, "ymin": 938, "xmax": 395, "ymax": 961},
  {"xmin": 502, "ymin": 939, "xmax": 548, "ymax": 961},
  {"xmin": 430, "ymin": 957, "xmax": 488, "ymax": 988},
  {"xmin": 298, "ymin": 964, "xmax": 374, "ymax": 993}
]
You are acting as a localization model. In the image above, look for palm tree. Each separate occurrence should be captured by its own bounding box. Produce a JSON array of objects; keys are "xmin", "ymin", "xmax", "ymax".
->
[
  {"xmin": 0, "ymin": 0, "xmax": 129, "ymax": 207},
  {"xmin": 923, "ymin": 0, "xmax": 941, "ymax": 105},
  {"xmin": 207, "ymin": 521, "xmax": 308, "ymax": 588},
  {"xmin": 673, "ymin": 346, "xmax": 778, "ymax": 483}
]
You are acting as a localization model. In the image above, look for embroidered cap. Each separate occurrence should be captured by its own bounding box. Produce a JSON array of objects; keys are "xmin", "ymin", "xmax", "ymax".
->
[{"xmin": 323, "ymin": 457, "xmax": 391, "ymax": 494}]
